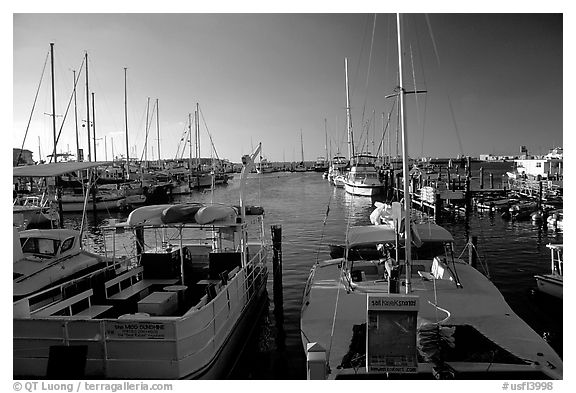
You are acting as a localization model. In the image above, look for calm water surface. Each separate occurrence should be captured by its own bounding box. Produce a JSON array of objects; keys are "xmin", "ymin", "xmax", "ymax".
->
[{"xmin": 68, "ymin": 163, "xmax": 563, "ymax": 379}]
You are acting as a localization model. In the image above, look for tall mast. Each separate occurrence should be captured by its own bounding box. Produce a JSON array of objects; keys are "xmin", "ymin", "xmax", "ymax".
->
[
  {"xmin": 188, "ymin": 113, "xmax": 192, "ymax": 171},
  {"xmin": 300, "ymin": 129, "xmax": 304, "ymax": 163},
  {"xmin": 92, "ymin": 92, "xmax": 97, "ymax": 161},
  {"xmin": 145, "ymin": 97, "xmax": 150, "ymax": 163},
  {"xmin": 124, "ymin": 67, "xmax": 129, "ymax": 179},
  {"xmin": 50, "ymin": 43, "xmax": 57, "ymax": 163},
  {"xmin": 85, "ymin": 51, "xmax": 91, "ymax": 162},
  {"xmin": 344, "ymin": 57, "xmax": 355, "ymax": 161},
  {"xmin": 397, "ymin": 13, "xmax": 412, "ymax": 293},
  {"xmin": 156, "ymin": 99, "xmax": 161, "ymax": 168},
  {"xmin": 324, "ymin": 118, "xmax": 328, "ymax": 160},
  {"xmin": 195, "ymin": 103, "xmax": 200, "ymax": 170},
  {"xmin": 73, "ymin": 70, "xmax": 80, "ymax": 161}
]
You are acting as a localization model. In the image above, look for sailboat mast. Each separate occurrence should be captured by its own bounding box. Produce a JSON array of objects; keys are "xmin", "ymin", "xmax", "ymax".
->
[
  {"xmin": 73, "ymin": 70, "xmax": 80, "ymax": 162},
  {"xmin": 345, "ymin": 57, "xmax": 355, "ymax": 161},
  {"xmin": 188, "ymin": 113, "xmax": 193, "ymax": 171},
  {"xmin": 324, "ymin": 118, "xmax": 328, "ymax": 160},
  {"xmin": 92, "ymin": 92, "xmax": 97, "ymax": 161},
  {"xmin": 50, "ymin": 43, "xmax": 57, "ymax": 163},
  {"xmin": 397, "ymin": 13, "xmax": 412, "ymax": 293},
  {"xmin": 123, "ymin": 67, "xmax": 129, "ymax": 179},
  {"xmin": 156, "ymin": 99, "xmax": 161, "ymax": 168},
  {"xmin": 195, "ymin": 103, "xmax": 200, "ymax": 170},
  {"xmin": 85, "ymin": 51, "xmax": 91, "ymax": 162},
  {"xmin": 145, "ymin": 97, "xmax": 150, "ymax": 163},
  {"xmin": 302, "ymin": 129, "xmax": 305, "ymax": 163}
]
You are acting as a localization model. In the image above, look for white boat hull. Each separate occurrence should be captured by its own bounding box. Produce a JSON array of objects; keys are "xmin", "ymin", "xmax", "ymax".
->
[
  {"xmin": 535, "ymin": 274, "xmax": 563, "ymax": 299},
  {"xmin": 60, "ymin": 195, "xmax": 125, "ymax": 212},
  {"xmin": 344, "ymin": 182, "xmax": 383, "ymax": 196}
]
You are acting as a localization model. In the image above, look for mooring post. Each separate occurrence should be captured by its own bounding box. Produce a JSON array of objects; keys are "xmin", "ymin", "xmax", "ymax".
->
[
  {"xmin": 538, "ymin": 181, "xmax": 543, "ymax": 209},
  {"xmin": 434, "ymin": 193, "xmax": 442, "ymax": 222},
  {"xmin": 479, "ymin": 167, "xmax": 484, "ymax": 189},
  {"xmin": 271, "ymin": 225, "xmax": 283, "ymax": 310},
  {"xmin": 468, "ymin": 235, "xmax": 478, "ymax": 268},
  {"xmin": 489, "ymin": 173, "xmax": 494, "ymax": 189}
]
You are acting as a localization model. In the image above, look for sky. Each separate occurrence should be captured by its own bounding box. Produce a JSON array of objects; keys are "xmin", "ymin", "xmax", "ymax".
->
[{"xmin": 11, "ymin": 7, "xmax": 564, "ymax": 164}]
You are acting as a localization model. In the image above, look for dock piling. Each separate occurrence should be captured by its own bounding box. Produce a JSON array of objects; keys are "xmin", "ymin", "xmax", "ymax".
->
[
  {"xmin": 468, "ymin": 236, "xmax": 478, "ymax": 268},
  {"xmin": 271, "ymin": 225, "xmax": 283, "ymax": 313}
]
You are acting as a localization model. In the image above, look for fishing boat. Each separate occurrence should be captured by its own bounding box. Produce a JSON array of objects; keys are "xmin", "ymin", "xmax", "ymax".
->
[
  {"xmin": 257, "ymin": 157, "xmax": 275, "ymax": 174},
  {"xmin": 314, "ymin": 156, "xmax": 328, "ymax": 172},
  {"xmin": 13, "ymin": 145, "xmax": 269, "ymax": 379},
  {"xmin": 535, "ymin": 244, "xmax": 563, "ymax": 299},
  {"xmin": 341, "ymin": 58, "xmax": 384, "ymax": 196},
  {"xmin": 344, "ymin": 154, "xmax": 385, "ymax": 196},
  {"xmin": 13, "ymin": 227, "xmax": 113, "ymax": 301},
  {"xmin": 328, "ymin": 154, "xmax": 349, "ymax": 183},
  {"xmin": 13, "ymin": 195, "xmax": 59, "ymax": 230},
  {"xmin": 300, "ymin": 15, "xmax": 562, "ymax": 380}
]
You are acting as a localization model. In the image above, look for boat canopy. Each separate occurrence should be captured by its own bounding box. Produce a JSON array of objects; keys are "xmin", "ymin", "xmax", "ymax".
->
[
  {"xmin": 347, "ymin": 226, "xmax": 396, "ymax": 247},
  {"xmin": 411, "ymin": 223, "xmax": 454, "ymax": 247},
  {"xmin": 13, "ymin": 161, "xmax": 111, "ymax": 178}
]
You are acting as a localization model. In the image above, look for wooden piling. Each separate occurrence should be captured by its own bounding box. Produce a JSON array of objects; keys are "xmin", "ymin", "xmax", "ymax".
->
[
  {"xmin": 271, "ymin": 225, "xmax": 283, "ymax": 312},
  {"xmin": 434, "ymin": 193, "xmax": 442, "ymax": 222},
  {"xmin": 479, "ymin": 167, "xmax": 484, "ymax": 189},
  {"xmin": 468, "ymin": 236, "xmax": 478, "ymax": 268},
  {"xmin": 489, "ymin": 173, "xmax": 494, "ymax": 189}
]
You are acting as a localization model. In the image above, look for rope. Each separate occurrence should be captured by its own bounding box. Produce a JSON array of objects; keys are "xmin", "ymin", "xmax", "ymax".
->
[
  {"xmin": 314, "ymin": 189, "xmax": 333, "ymax": 265},
  {"xmin": 17, "ymin": 50, "xmax": 50, "ymax": 165}
]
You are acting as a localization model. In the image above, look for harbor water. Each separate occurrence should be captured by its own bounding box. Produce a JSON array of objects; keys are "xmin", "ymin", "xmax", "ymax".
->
[{"xmin": 67, "ymin": 161, "xmax": 563, "ymax": 379}]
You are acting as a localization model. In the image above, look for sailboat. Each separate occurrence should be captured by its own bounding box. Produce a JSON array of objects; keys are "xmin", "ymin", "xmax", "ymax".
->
[
  {"xmin": 342, "ymin": 58, "xmax": 385, "ymax": 197},
  {"xmin": 300, "ymin": 14, "xmax": 562, "ymax": 380},
  {"xmin": 294, "ymin": 129, "xmax": 307, "ymax": 172}
]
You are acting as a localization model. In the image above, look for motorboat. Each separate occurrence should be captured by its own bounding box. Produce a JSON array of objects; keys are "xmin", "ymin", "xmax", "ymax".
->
[
  {"xmin": 13, "ymin": 227, "xmax": 112, "ymax": 300},
  {"xmin": 344, "ymin": 154, "xmax": 384, "ymax": 196},
  {"xmin": 535, "ymin": 244, "xmax": 562, "ymax": 299},
  {"xmin": 13, "ymin": 145, "xmax": 270, "ymax": 379}
]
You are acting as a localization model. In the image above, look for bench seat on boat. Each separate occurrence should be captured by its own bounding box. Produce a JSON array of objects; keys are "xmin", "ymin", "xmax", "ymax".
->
[
  {"xmin": 107, "ymin": 278, "xmax": 178, "ymax": 301},
  {"xmin": 73, "ymin": 304, "xmax": 113, "ymax": 318},
  {"xmin": 34, "ymin": 289, "xmax": 94, "ymax": 317},
  {"xmin": 104, "ymin": 266, "xmax": 179, "ymax": 301}
]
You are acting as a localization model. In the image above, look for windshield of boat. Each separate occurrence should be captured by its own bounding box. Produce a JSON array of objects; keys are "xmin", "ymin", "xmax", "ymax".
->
[{"xmin": 20, "ymin": 237, "xmax": 60, "ymax": 258}]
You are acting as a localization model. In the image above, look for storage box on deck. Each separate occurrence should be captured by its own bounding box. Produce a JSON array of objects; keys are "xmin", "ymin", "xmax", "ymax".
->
[
  {"xmin": 137, "ymin": 291, "xmax": 178, "ymax": 316},
  {"xmin": 140, "ymin": 247, "xmax": 182, "ymax": 279}
]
